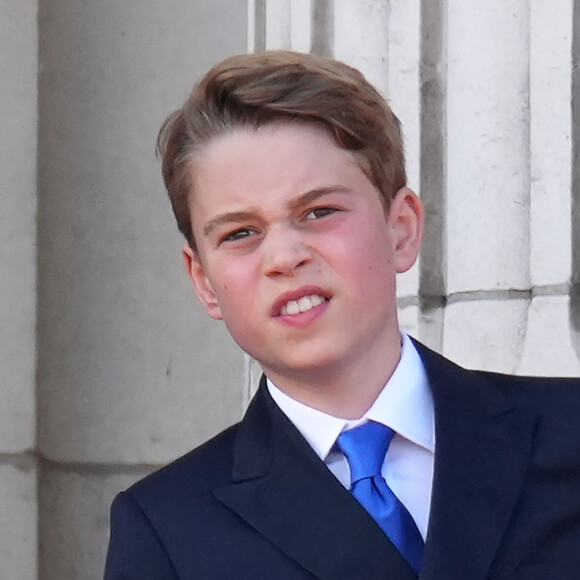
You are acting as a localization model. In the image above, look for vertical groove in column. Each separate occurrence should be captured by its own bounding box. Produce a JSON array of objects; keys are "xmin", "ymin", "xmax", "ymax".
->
[
  {"xmin": 571, "ymin": 0, "xmax": 580, "ymax": 341},
  {"xmin": 419, "ymin": 0, "xmax": 446, "ymax": 349},
  {"xmin": 254, "ymin": 0, "xmax": 267, "ymax": 53},
  {"xmin": 311, "ymin": 0, "xmax": 334, "ymax": 56}
]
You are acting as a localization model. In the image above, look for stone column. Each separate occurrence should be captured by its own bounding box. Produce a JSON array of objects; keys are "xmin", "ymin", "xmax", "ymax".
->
[
  {"xmin": 519, "ymin": 0, "xmax": 579, "ymax": 374},
  {"xmin": 249, "ymin": 0, "xmax": 312, "ymax": 54},
  {"xmin": 36, "ymin": 2, "xmax": 247, "ymax": 578},
  {"xmin": 0, "ymin": 1, "xmax": 38, "ymax": 578},
  {"xmin": 246, "ymin": 0, "xmax": 580, "ymax": 402},
  {"xmin": 443, "ymin": 0, "xmax": 532, "ymax": 371}
]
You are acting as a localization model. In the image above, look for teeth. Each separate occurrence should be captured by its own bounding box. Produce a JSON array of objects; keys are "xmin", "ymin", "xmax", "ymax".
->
[
  {"xmin": 285, "ymin": 300, "xmax": 300, "ymax": 315},
  {"xmin": 281, "ymin": 294, "xmax": 326, "ymax": 316},
  {"xmin": 311, "ymin": 295, "xmax": 323, "ymax": 307}
]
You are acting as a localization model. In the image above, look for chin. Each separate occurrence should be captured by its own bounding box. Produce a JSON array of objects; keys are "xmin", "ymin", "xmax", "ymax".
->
[{"xmin": 262, "ymin": 349, "xmax": 348, "ymax": 381}]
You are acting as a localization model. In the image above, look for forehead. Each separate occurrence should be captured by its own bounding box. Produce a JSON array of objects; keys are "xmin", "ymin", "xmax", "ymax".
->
[{"xmin": 189, "ymin": 122, "xmax": 361, "ymax": 206}]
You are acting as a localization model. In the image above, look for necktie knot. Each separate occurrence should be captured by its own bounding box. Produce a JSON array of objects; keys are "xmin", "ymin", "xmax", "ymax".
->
[{"xmin": 337, "ymin": 421, "xmax": 396, "ymax": 485}]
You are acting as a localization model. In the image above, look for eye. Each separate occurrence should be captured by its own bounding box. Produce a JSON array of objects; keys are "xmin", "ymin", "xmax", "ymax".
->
[
  {"xmin": 305, "ymin": 206, "xmax": 338, "ymax": 220},
  {"xmin": 220, "ymin": 228, "xmax": 255, "ymax": 244}
]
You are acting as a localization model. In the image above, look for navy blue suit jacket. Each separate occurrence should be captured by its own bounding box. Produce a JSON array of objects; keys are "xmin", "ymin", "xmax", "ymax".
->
[{"xmin": 104, "ymin": 342, "xmax": 580, "ymax": 579}]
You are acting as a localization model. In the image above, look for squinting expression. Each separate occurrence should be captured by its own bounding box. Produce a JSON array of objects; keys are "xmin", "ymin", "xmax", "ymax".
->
[{"xmin": 184, "ymin": 123, "xmax": 420, "ymax": 389}]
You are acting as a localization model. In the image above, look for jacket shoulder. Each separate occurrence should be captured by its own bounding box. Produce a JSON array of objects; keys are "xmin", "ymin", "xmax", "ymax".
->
[
  {"xmin": 124, "ymin": 420, "xmax": 241, "ymax": 505},
  {"xmin": 475, "ymin": 370, "xmax": 580, "ymax": 408}
]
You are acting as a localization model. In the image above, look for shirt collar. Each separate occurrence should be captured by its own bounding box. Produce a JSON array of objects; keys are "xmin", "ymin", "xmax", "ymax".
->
[{"xmin": 267, "ymin": 333, "xmax": 435, "ymax": 461}]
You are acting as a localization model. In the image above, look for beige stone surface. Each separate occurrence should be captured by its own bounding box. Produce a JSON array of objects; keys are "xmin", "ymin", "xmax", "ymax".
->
[
  {"xmin": 334, "ymin": 0, "xmax": 390, "ymax": 97},
  {"xmin": 398, "ymin": 304, "xmax": 420, "ymax": 338},
  {"xmin": 265, "ymin": 0, "xmax": 292, "ymax": 48},
  {"xmin": 36, "ymin": 0, "xmax": 247, "ymax": 464},
  {"xmin": 388, "ymin": 0, "xmax": 421, "ymax": 193},
  {"xmin": 446, "ymin": 0, "xmax": 531, "ymax": 293},
  {"xmin": 443, "ymin": 299, "xmax": 529, "ymax": 373},
  {"xmin": 518, "ymin": 295, "xmax": 580, "ymax": 376},
  {"xmin": 0, "ymin": 0, "xmax": 37, "ymax": 452},
  {"xmin": 530, "ymin": 0, "xmax": 573, "ymax": 287},
  {"xmin": 39, "ymin": 467, "xmax": 150, "ymax": 580},
  {"xmin": 0, "ymin": 462, "xmax": 37, "ymax": 580}
]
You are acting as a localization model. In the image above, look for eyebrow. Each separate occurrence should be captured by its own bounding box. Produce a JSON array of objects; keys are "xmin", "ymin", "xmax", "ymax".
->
[
  {"xmin": 202, "ymin": 185, "xmax": 351, "ymax": 237},
  {"xmin": 287, "ymin": 185, "xmax": 351, "ymax": 211},
  {"xmin": 203, "ymin": 211, "xmax": 256, "ymax": 237}
]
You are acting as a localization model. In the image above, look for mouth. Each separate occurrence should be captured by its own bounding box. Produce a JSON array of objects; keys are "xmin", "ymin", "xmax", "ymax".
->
[
  {"xmin": 271, "ymin": 286, "xmax": 332, "ymax": 317},
  {"xmin": 280, "ymin": 294, "xmax": 328, "ymax": 316}
]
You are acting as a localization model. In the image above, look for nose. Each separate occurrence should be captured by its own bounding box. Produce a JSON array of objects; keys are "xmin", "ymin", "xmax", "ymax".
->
[{"xmin": 262, "ymin": 225, "xmax": 312, "ymax": 277}]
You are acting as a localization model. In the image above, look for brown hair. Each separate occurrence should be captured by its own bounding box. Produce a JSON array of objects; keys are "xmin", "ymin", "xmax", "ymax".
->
[{"xmin": 157, "ymin": 50, "xmax": 406, "ymax": 248}]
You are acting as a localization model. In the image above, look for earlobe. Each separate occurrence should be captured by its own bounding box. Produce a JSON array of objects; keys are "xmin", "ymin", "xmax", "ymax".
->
[
  {"xmin": 182, "ymin": 244, "xmax": 223, "ymax": 320},
  {"xmin": 389, "ymin": 187, "xmax": 424, "ymax": 273}
]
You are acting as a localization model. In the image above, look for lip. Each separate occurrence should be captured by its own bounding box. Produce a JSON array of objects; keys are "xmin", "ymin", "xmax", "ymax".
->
[{"xmin": 271, "ymin": 285, "xmax": 332, "ymax": 317}]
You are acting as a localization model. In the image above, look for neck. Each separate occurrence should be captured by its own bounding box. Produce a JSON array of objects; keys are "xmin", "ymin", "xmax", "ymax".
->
[{"xmin": 263, "ymin": 333, "xmax": 402, "ymax": 420}]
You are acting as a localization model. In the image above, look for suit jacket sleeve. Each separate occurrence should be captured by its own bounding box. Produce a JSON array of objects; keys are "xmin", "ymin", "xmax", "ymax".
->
[{"xmin": 104, "ymin": 491, "xmax": 179, "ymax": 580}]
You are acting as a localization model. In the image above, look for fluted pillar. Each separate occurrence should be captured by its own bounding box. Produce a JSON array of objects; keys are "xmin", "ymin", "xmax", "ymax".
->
[
  {"xmin": 247, "ymin": 0, "xmax": 580, "ymax": 376},
  {"xmin": 442, "ymin": 0, "xmax": 532, "ymax": 371},
  {"xmin": 36, "ymin": 2, "xmax": 247, "ymax": 578},
  {"xmin": 518, "ymin": 0, "xmax": 579, "ymax": 374},
  {"xmin": 0, "ymin": 1, "xmax": 38, "ymax": 578}
]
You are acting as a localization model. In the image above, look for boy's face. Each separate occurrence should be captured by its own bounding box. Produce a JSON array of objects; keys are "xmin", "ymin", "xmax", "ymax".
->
[{"xmin": 184, "ymin": 123, "xmax": 422, "ymax": 388}]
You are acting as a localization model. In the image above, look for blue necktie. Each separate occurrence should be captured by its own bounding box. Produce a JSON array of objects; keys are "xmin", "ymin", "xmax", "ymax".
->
[{"xmin": 337, "ymin": 421, "xmax": 425, "ymax": 573}]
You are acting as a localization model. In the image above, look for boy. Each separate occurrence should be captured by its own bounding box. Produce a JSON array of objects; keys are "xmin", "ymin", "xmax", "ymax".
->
[{"xmin": 105, "ymin": 51, "xmax": 580, "ymax": 580}]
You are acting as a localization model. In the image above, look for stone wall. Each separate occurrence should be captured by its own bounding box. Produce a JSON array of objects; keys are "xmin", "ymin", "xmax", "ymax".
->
[
  {"xmin": 2, "ymin": 1, "xmax": 246, "ymax": 578},
  {"xmin": 1, "ymin": 0, "xmax": 579, "ymax": 578},
  {"xmin": 0, "ymin": 0, "xmax": 38, "ymax": 577},
  {"xmin": 246, "ymin": 0, "xmax": 580, "ymax": 380}
]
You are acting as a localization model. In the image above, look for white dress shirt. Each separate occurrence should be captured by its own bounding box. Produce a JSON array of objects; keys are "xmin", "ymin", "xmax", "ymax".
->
[{"xmin": 267, "ymin": 333, "xmax": 435, "ymax": 539}]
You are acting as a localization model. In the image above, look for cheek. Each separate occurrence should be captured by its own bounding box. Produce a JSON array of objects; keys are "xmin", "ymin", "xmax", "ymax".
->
[
  {"xmin": 333, "ymin": 231, "xmax": 396, "ymax": 297},
  {"xmin": 208, "ymin": 261, "xmax": 256, "ymax": 312},
  {"xmin": 331, "ymin": 218, "xmax": 393, "ymax": 266}
]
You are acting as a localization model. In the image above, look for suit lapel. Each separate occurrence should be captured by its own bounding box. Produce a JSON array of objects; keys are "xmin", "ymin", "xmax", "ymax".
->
[
  {"xmin": 414, "ymin": 343, "xmax": 536, "ymax": 580},
  {"xmin": 214, "ymin": 381, "xmax": 417, "ymax": 580}
]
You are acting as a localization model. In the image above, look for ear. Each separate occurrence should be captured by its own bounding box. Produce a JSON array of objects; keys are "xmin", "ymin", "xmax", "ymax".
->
[
  {"xmin": 388, "ymin": 187, "xmax": 424, "ymax": 273},
  {"xmin": 182, "ymin": 244, "xmax": 223, "ymax": 320}
]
